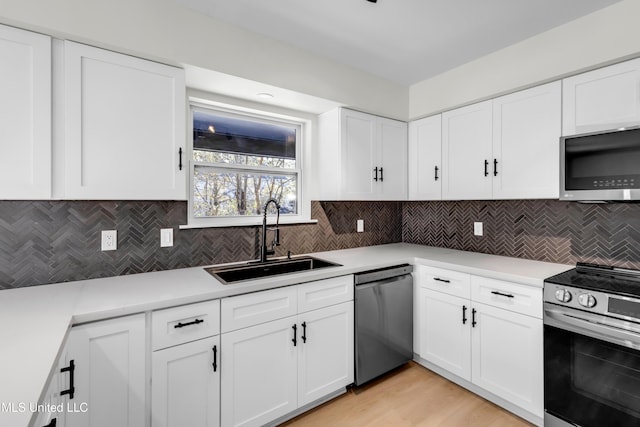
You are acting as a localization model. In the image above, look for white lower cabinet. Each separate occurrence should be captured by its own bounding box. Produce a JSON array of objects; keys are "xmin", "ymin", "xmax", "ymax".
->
[
  {"xmin": 221, "ymin": 317, "xmax": 298, "ymax": 427},
  {"xmin": 65, "ymin": 314, "xmax": 146, "ymax": 427},
  {"xmin": 220, "ymin": 276, "xmax": 354, "ymax": 427},
  {"xmin": 416, "ymin": 265, "xmax": 543, "ymax": 420},
  {"xmin": 471, "ymin": 302, "xmax": 543, "ymax": 417},
  {"xmin": 152, "ymin": 336, "xmax": 220, "ymax": 427}
]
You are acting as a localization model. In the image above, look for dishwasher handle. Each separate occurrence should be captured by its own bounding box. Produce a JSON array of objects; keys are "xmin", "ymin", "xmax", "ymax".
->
[{"xmin": 354, "ymin": 264, "xmax": 413, "ymax": 285}]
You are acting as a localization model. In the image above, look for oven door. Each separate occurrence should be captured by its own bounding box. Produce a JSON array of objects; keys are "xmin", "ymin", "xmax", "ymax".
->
[{"xmin": 544, "ymin": 303, "xmax": 640, "ymax": 427}]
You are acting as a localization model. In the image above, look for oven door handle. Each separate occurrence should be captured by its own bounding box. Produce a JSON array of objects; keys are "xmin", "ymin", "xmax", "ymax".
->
[{"xmin": 544, "ymin": 304, "xmax": 640, "ymax": 350}]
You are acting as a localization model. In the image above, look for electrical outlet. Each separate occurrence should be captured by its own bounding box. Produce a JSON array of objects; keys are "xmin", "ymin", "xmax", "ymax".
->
[
  {"xmin": 160, "ymin": 228, "xmax": 174, "ymax": 247},
  {"xmin": 357, "ymin": 219, "xmax": 364, "ymax": 233},
  {"xmin": 101, "ymin": 230, "xmax": 117, "ymax": 251},
  {"xmin": 474, "ymin": 222, "xmax": 483, "ymax": 236}
]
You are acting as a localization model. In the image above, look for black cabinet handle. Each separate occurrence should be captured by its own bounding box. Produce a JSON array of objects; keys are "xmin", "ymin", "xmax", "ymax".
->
[
  {"xmin": 301, "ymin": 321, "xmax": 307, "ymax": 343},
  {"xmin": 373, "ymin": 167, "xmax": 379, "ymax": 182},
  {"xmin": 178, "ymin": 147, "xmax": 183, "ymax": 171},
  {"xmin": 292, "ymin": 324, "xmax": 297, "ymax": 346},
  {"xmin": 434, "ymin": 166, "xmax": 439, "ymax": 181},
  {"xmin": 212, "ymin": 345, "xmax": 217, "ymax": 372},
  {"xmin": 491, "ymin": 290, "xmax": 514, "ymax": 298},
  {"xmin": 174, "ymin": 318, "xmax": 204, "ymax": 328},
  {"xmin": 60, "ymin": 360, "xmax": 75, "ymax": 400},
  {"xmin": 493, "ymin": 159, "xmax": 498, "ymax": 176},
  {"xmin": 472, "ymin": 308, "xmax": 477, "ymax": 327},
  {"xmin": 379, "ymin": 167, "xmax": 384, "ymax": 182},
  {"xmin": 43, "ymin": 418, "xmax": 57, "ymax": 427},
  {"xmin": 462, "ymin": 305, "xmax": 467, "ymax": 325},
  {"xmin": 434, "ymin": 277, "xmax": 450, "ymax": 283},
  {"xmin": 484, "ymin": 160, "xmax": 489, "ymax": 177}
]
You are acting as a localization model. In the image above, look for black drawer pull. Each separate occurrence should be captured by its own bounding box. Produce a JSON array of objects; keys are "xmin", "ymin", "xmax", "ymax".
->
[
  {"xmin": 434, "ymin": 165, "xmax": 439, "ymax": 181},
  {"xmin": 462, "ymin": 305, "xmax": 467, "ymax": 325},
  {"xmin": 472, "ymin": 308, "xmax": 477, "ymax": 327},
  {"xmin": 292, "ymin": 324, "xmax": 297, "ymax": 346},
  {"xmin": 178, "ymin": 147, "xmax": 183, "ymax": 171},
  {"xmin": 434, "ymin": 277, "xmax": 450, "ymax": 283},
  {"xmin": 174, "ymin": 318, "xmax": 204, "ymax": 328},
  {"xmin": 379, "ymin": 167, "xmax": 384, "ymax": 182},
  {"xmin": 373, "ymin": 167, "xmax": 379, "ymax": 182},
  {"xmin": 212, "ymin": 345, "xmax": 217, "ymax": 372},
  {"xmin": 60, "ymin": 360, "xmax": 75, "ymax": 400},
  {"xmin": 484, "ymin": 160, "xmax": 489, "ymax": 177},
  {"xmin": 493, "ymin": 158, "xmax": 498, "ymax": 176},
  {"xmin": 491, "ymin": 291, "xmax": 514, "ymax": 298}
]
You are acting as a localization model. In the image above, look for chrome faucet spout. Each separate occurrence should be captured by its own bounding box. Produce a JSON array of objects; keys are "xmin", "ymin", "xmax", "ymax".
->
[{"xmin": 260, "ymin": 198, "xmax": 281, "ymax": 263}]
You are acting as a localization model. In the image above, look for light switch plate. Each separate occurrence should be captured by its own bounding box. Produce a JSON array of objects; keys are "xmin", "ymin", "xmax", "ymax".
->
[
  {"xmin": 160, "ymin": 228, "xmax": 174, "ymax": 247},
  {"xmin": 357, "ymin": 219, "xmax": 364, "ymax": 233},
  {"xmin": 474, "ymin": 222, "xmax": 483, "ymax": 236},
  {"xmin": 101, "ymin": 230, "xmax": 117, "ymax": 251}
]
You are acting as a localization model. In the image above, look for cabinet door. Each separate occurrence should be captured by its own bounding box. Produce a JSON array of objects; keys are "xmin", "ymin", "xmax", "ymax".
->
[
  {"xmin": 378, "ymin": 117, "xmax": 408, "ymax": 200},
  {"xmin": 493, "ymin": 82, "xmax": 561, "ymax": 199},
  {"xmin": 563, "ymin": 58, "xmax": 640, "ymax": 135},
  {"xmin": 340, "ymin": 109, "xmax": 377, "ymax": 199},
  {"xmin": 221, "ymin": 317, "xmax": 297, "ymax": 427},
  {"xmin": 0, "ymin": 24, "xmax": 51, "ymax": 199},
  {"xmin": 152, "ymin": 336, "xmax": 220, "ymax": 427},
  {"xmin": 419, "ymin": 288, "xmax": 471, "ymax": 380},
  {"xmin": 471, "ymin": 302, "xmax": 543, "ymax": 417},
  {"xmin": 298, "ymin": 302, "xmax": 354, "ymax": 406},
  {"xmin": 66, "ymin": 314, "xmax": 146, "ymax": 427},
  {"xmin": 442, "ymin": 101, "xmax": 493, "ymax": 200},
  {"xmin": 63, "ymin": 41, "xmax": 186, "ymax": 200},
  {"xmin": 408, "ymin": 115, "xmax": 442, "ymax": 200}
]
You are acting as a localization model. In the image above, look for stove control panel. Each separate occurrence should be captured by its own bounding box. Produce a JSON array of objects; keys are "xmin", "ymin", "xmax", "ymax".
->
[
  {"xmin": 555, "ymin": 289, "xmax": 572, "ymax": 303},
  {"xmin": 545, "ymin": 283, "xmax": 640, "ymax": 322}
]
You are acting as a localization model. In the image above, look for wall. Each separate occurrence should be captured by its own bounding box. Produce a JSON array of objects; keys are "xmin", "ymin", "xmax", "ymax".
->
[
  {"xmin": 0, "ymin": 200, "xmax": 402, "ymax": 289},
  {"xmin": 0, "ymin": 0, "xmax": 408, "ymax": 120},
  {"xmin": 409, "ymin": 0, "xmax": 640, "ymax": 119},
  {"xmin": 403, "ymin": 200, "xmax": 640, "ymax": 269}
]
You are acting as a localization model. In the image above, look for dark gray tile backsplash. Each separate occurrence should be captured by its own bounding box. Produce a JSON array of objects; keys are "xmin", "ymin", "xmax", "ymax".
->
[
  {"xmin": 3, "ymin": 198, "xmax": 640, "ymax": 289},
  {"xmin": 0, "ymin": 200, "xmax": 401, "ymax": 289}
]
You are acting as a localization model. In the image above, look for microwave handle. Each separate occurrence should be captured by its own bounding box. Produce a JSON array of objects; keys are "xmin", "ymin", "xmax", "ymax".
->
[{"xmin": 545, "ymin": 304, "xmax": 640, "ymax": 350}]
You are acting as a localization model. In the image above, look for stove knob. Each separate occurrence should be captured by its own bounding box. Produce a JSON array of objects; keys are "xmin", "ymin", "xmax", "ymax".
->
[
  {"xmin": 554, "ymin": 289, "xmax": 572, "ymax": 303},
  {"xmin": 578, "ymin": 293, "xmax": 597, "ymax": 308}
]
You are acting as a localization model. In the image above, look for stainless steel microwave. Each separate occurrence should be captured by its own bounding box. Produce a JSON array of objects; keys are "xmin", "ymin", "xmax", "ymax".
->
[{"xmin": 560, "ymin": 127, "xmax": 640, "ymax": 201}]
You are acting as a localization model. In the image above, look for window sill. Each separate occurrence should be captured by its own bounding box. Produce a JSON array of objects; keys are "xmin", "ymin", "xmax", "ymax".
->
[{"xmin": 179, "ymin": 217, "xmax": 318, "ymax": 229}]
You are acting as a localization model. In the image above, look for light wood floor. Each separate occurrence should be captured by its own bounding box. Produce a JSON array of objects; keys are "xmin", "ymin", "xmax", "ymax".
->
[{"xmin": 281, "ymin": 362, "xmax": 534, "ymax": 427}]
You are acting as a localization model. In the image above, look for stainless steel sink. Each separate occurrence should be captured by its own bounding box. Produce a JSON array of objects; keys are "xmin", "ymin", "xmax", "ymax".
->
[{"xmin": 204, "ymin": 256, "xmax": 342, "ymax": 285}]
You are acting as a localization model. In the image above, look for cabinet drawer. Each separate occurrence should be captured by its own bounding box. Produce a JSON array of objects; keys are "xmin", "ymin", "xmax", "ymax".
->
[
  {"xmin": 152, "ymin": 299, "xmax": 220, "ymax": 350},
  {"xmin": 298, "ymin": 275, "xmax": 353, "ymax": 313},
  {"xmin": 221, "ymin": 286, "xmax": 297, "ymax": 333},
  {"xmin": 471, "ymin": 276, "xmax": 542, "ymax": 319},
  {"xmin": 417, "ymin": 265, "xmax": 471, "ymax": 299}
]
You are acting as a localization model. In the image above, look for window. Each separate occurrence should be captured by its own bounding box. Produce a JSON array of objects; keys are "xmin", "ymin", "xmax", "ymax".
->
[{"xmin": 188, "ymin": 102, "xmax": 309, "ymax": 227}]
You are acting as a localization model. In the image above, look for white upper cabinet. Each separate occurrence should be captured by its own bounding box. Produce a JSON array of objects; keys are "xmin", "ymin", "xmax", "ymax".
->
[
  {"xmin": 563, "ymin": 58, "xmax": 640, "ymax": 136},
  {"xmin": 62, "ymin": 41, "xmax": 186, "ymax": 200},
  {"xmin": 315, "ymin": 108, "xmax": 407, "ymax": 200},
  {"xmin": 492, "ymin": 81, "xmax": 561, "ymax": 199},
  {"xmin": 442, "ymin": 100, "xmax": 493, "ymax": 200},
  {"xmin": 408, "ymin": 115, "xmax": 442, "ymax": 200},
  {"xmin": 0, "ymin": 24, "xmax": 51, "ymax": 199}
]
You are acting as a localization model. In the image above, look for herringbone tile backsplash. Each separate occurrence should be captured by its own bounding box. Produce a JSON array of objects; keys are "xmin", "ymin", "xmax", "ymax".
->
[
  {"xmin": 0, "ymin": 200, "xmax": 401, "ymax": 289},
  {"xmin": 4, "ymin": 199, "xmax": 640, "ymax": 289},
  {"xmin": 403, "ymin": 200, "xmax": 640, "ymax": 268}
]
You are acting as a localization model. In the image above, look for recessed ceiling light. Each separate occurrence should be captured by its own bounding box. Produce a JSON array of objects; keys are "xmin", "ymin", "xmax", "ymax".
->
[{"xmin": 257, "ymin": 93, "xmax": 274, "ymax": 99}]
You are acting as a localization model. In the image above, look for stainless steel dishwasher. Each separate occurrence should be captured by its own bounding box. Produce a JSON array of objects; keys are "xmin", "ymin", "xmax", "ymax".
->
[{"xmin": 354, "ymin": 264, "xmax": 413, "ymax": 386}]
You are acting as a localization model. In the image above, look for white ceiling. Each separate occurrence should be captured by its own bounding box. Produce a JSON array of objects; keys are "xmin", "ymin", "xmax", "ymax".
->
[{"xmin": 177, "ymin": 0, "xmax": 621, "ymax": 86}]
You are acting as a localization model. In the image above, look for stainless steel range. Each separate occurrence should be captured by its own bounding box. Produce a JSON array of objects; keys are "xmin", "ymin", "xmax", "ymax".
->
[{"xmin": 544, "ymin": 263, "xmax": 640, "ymax": 427}]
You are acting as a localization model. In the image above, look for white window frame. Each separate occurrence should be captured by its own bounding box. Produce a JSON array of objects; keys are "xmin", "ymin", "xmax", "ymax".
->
[{"xmin": 184, "ymin": 99, "xmax": 314, "ymax": 228}]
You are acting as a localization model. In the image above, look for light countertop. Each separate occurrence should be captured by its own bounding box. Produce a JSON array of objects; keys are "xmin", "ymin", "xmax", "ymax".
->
[{"xmin": 0, "ymin": 243, "xmax": 571, "ymax": 427}]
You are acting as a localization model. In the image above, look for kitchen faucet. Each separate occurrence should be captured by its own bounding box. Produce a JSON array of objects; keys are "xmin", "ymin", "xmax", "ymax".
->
[{"xmin": 260, "ymin": 198, "xmax": 281, "ymax": 263}]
